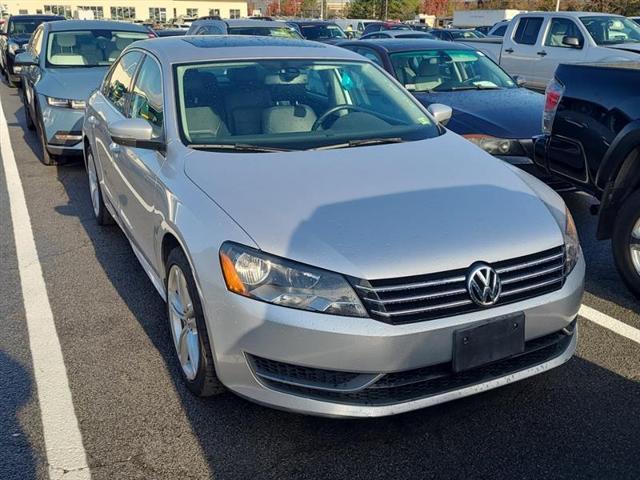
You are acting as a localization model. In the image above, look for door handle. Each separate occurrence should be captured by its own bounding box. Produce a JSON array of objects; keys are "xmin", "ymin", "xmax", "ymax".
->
[
  {"xmin": 87, "ymin": 115, "xmax": 98, "ymax": 126},
  {"xmin": 537, "ymin": 51, "xmax": 547, "ymax": 56},
  {"xmin": 109, "ymin": 142, "xmax": 121, "ymax": 155},
  {"xmin": 504, "ymin": 48, "xmax": 514, "ymax": 53}
]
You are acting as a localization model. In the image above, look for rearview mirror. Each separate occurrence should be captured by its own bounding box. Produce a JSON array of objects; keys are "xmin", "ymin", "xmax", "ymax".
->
[
  {"xmin": 512, "ymin": 75, "xmax": 527, "ymax": 87},
  {"xmin": 14, "ymin": 51, "xmax": 37, "ymax": 67},
  {"xmin": 108, "ymin": 118, "xmax": 165, "ymax": 152},
  {"xmin": 562, "ymin": 36, "xmax": 582, "ymax": 48},
  {"xmin": 427, "ymin": 103, "xmax": 452, "ymax": 126}
]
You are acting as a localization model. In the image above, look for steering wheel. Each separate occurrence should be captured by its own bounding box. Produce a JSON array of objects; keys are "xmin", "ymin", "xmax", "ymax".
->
[
  {"xmin": 461, "ymin": 75, "xmax": 482, "ymax": 85},
  {"xmin": 312, "ymin": 105, "xmax": 367, "ymax": 131}
]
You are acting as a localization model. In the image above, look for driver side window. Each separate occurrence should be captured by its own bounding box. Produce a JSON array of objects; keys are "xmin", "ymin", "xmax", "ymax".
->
[
  {"xmin": 544, "ymin": 18, "xmax": 584, "ymax": 48},
  {"xmin": 30, "ymin": 27, "xmax": 44, "ymax": 58}
]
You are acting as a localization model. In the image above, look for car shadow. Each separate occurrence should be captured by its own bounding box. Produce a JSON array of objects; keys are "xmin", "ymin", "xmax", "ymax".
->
[
  {"xmin": 0, "ymin": 351, "xmax": 37, "ymax": 480},
  {"xmin": 51, "ymin": 163, "xmax": 640, "ymax": 479}
]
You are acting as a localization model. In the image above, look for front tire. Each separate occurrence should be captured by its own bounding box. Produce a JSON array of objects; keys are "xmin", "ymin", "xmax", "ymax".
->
[
  {"xmin": 86, "ymin": 148, "xmax": 113, "ymax": 225},
  {"xmin": 165, "ymin": 248, "xmax": 225, "ymax": 397},
  {"xmin": 612, "ymin": 189, "xmax": 640, "ymax": 298},
  {"xmin": 35, "ymin": 103, "xmax": 58, "ymax": 166}
]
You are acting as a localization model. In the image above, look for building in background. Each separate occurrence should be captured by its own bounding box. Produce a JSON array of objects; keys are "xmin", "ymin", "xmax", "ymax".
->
[{"xmin": 1, "ymin": 0, "xmax": 248, "ymax": 21}]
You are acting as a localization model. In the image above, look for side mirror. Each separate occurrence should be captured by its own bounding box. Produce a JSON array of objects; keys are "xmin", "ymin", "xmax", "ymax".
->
[
  {"xmin": 427, "ymin": 103, "xmax": 452, "ymax": 126},
  {"xmin": 108, "ymin": 118, "xmax": 165, "ymax": 152},
  {"xmin": 562, "ymin": 36, "xmax": 581, "ymax": 48},
  {"xmin": 512, "ymin": 75, "xmax": 527, "ymax": 87},
  {"xmin": 14, "ymin": 51, "xmax": 37, "ymax": 66}
]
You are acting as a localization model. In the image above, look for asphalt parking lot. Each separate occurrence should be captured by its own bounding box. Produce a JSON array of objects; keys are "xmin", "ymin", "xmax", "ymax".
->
[{"xmin": 0, "ymin": 76, "xmax": 639, "ymax": 480}]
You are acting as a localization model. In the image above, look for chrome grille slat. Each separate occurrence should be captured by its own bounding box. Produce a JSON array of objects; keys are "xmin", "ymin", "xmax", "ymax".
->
[
  {"xmin": 501, "ymin": 264, "xmax": 564, "ymax": 285},
  {"xmin": 501, "ymin": 277, "xmax": 563, "ymax": 297},
  {"xmin": 355, "ymin": 246, "xmax": 566, "ymax": 325},
  {"xmin": 365, "ymin": 288, "xmax": 467, "ymax": 305},
  {"xmin": 371, "ymin": 299, "xmax": 474, "ymax": 317},
  {"xmin": 496, "ymin": 252, "xmax": 563, "ymax": 274},
  {"xmin": 355, "ymin": 276, "xmax": 466, "ymax": 293}
]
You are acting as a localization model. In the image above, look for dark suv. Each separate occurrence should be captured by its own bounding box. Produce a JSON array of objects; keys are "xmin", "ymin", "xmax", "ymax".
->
[
  {"xmin": 534, "ymin": 62, "xmax": 640, "ymax": 296},
  {"xmin": 0, "ymin": 14, "xmax": 64, "ymax": 86}
]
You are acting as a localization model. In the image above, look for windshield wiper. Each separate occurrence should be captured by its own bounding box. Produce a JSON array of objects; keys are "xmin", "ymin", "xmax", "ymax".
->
[
  {"xmin": 313, "ymin": 137, "xmax": 404, "ymax": 151},
  {"xmin": 189, "ymin": 143, "xmax": 295, "ymax": 153},
  {"xmin": 450, "ymin": 85, "xmax": 500, "ymax": 91}
]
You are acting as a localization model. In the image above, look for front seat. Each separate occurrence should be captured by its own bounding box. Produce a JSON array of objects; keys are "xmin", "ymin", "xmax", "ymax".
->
[
  {"xmin": 224, "ymin": 67, "xmax": 271, "ymax": 135},
  {"xmin": 262, "ymin": 105, "xmax": 317, "ymax": 134},
  {"xmin": 413, "ymin": 58, "xmax": 442, "ymax": 91}
]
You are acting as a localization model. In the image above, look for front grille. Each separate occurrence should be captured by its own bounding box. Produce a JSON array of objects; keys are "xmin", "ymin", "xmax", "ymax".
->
[
  {"xmin": 351, "ymin": 246, "xmax": 565, "ymax": 325},
  {"xmin": 247, "ymin": 321, "xmax": 575, "ymax": 406}
]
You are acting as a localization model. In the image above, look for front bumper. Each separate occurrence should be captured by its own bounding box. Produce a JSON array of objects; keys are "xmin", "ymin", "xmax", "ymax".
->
[
  {"xmin": 39, "ymin": 94, "xmax": 84, "ymax": 155},
  {"xmin": 204, "ymin": 254, "xmax": 585, "ymax": 417}
]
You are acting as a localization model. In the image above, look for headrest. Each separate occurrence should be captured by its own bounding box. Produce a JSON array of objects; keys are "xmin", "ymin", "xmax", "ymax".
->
[
  {"xmin": 56, "ymin": 34, "xmax": 77, "ymax": 48},
  {"xmin": 227, "ymin": 66, "xmax": 261, "ymax": 85},
  {"xmin": 417, "ymin": 58, "xmax": 439, "ymax": 77}
]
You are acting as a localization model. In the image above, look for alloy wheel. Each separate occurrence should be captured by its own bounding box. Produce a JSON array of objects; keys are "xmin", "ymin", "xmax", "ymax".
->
[
  {"xmin": 87, "ymin": 153, "xmax": 100, "ymax": 219},
  {"xmin": 630, "ymin": 217, "xmax": 640, "ymax": 276},
  {"xmin": 167, "ymin": 265, "xmax": 200, "ymax": 380}
]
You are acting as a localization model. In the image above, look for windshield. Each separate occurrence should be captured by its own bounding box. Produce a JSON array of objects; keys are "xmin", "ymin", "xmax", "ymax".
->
[
  {"xmin": 9, "ymin": 19, "xmax": 42, "ymax": 36},
  {"xmin": 581, "ymin": 16, "xmax": 640, "ymax": 45},
  {"xmin": 451, "ymin": 30, "xmax": 485, "ymax": 39},
  {"xmin": 175, "ymin": 59, "xmax": 439, "ymax": 151},
  {"xmin": 390, "ymin": 49, "xmax": 515, "ymax": 92},
  {"xmin": 228, "ymin": 26, "xmax": 302, "ymax": 38},
  {"xmin": 300, "ymin": 24, "xmax": 346, "ymax": 40},
  {"xmin": 46, "ymin": 30, "xmax": 149, "ymax": 67}
]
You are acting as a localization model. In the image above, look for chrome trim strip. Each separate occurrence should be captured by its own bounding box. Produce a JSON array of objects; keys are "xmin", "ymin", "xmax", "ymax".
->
[
  {"xmin": 496, "ymin": 251, "xmax": 563, "ymax": 274},
  {"xmin": 501, "ymin": 264, "xmax": 564, "ymax": 285},
  {"xmin": 371, "ymin": 299, "xmax": 474, "ymax": 317},
  {"xmin": 355, "ymin": 276, "xmax": 466, "ymax": 293},
  {"xmin": 363, "ymin": 288, "xmax": 467, "ymax": 305},
  {"xmin": 501, "ymin": 277, "xmax": 563, "ymax": 297}
]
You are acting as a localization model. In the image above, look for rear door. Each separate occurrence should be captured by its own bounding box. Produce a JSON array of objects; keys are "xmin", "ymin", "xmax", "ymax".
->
[
  {"xmin": 91, "ymin": 50, "xmax": 143, "ymax": 207},
  {"xmin": 500, "ymin": 16, "xmax": 546, "ymax": 87},
  {"xmin": 537, "ymin": 17, "xmax": 586, "ymax": 85}
]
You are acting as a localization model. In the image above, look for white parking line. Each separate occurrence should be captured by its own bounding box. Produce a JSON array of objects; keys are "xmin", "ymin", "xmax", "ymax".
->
[
  {"xmin": 580, "ymin": 304, "xmax": 640, "ymax": 345},
  {"xmin": 0, "ymin": 99, "xmax": 91, "ymax": 478}
]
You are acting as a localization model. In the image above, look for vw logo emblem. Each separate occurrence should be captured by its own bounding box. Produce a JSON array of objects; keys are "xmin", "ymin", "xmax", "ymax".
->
[{"xmin": 467, "ymin": 263, "xmax": 502, "ymax": 307}]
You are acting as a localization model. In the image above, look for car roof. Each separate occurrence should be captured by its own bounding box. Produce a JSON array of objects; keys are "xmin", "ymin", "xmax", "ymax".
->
[
  {"xmin": 131, "ymin": 35, "xmax": 366, "ymax": 64},
  {"xmin": 515, "ymin": 11, "xmax": 622, "ymax": 18},
  {"xmin": 290, "ymin": 21, "xmax": 338, "ymax": 26},
  {"xmin": 340, "ymin": 38, "xmax": 470, "ymax": 53},
  {"xmin": 192, "ymin": 19, "xmax": 289, "ymax": 28},
  {"xmin": 9, "ymin": 14, "xmax": 64, "ymax": 20},
  {"xmin": 47, "ymin": 19, "xmax": 150, "ymax": 32}
]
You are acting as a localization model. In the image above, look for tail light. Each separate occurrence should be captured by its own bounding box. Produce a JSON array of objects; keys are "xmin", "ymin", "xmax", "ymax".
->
[{"xmin": 543, "ymin": 78, "xmax": 564, "ymax": 135}]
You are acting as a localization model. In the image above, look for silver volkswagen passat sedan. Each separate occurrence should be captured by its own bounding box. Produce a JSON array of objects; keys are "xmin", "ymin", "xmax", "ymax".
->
[{"xmin": 82, "ymin": 36, "xmax": 584, "ymax": 418}]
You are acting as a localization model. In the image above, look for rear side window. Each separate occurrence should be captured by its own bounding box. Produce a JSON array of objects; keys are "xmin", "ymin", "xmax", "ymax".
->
[
  {"xmin": 493, "ymin": 25, "xmax": 507, "ymax": 36},
  {"xmin": 104, "ymin": 51, "xmax": 143, "ymax": 114},
  {"xmin": 129, "ymin": 55, "xmax": 163, "ymax": 137},
  {"xmin": 513, "ymin": 17, "xmax": 544, "ymax": 45}
]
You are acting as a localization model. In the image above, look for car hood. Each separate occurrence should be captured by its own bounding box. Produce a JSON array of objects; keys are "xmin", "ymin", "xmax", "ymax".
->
[
  {"xmin": 413, "ymin": 88, "xmax": 544, "ymax": 139},
  {"xmin": 184, "ymin": 132, "xmax": 564, "ymax": 280},
  {"xmin": 38, "ymin": 67, "xmax": 109, "ymax": 100}
]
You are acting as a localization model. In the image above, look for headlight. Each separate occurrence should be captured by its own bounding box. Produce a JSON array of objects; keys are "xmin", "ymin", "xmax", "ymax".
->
[
  {"xmin": 219, "ymin": 242, "xmax": 367, "ymax": 317},
  {"xmin": 8, "ymin": 42, "xmax": 21, "ymax": 55},
  {"xmin": 463, "ymin": 135, "xmax": 525, "ymax": 156},
  {"xmin": 46, "ymin": 97, "xmax": 86, "ymax": 109},
  {"xmin": 563, "ymin": 206, "xmax": 580, "ymax": 275}
]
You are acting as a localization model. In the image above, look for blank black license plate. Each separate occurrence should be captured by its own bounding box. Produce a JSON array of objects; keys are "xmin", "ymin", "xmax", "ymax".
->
[{"xmin": 453, "ymin": 313, "xmax": 525, "ymax": 373}]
